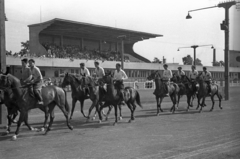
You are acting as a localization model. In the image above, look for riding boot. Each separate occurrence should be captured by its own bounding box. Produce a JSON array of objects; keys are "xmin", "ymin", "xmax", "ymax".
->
[{"xmin": 34, "ymin": 89, "xmax": 43, "ymax": 105}]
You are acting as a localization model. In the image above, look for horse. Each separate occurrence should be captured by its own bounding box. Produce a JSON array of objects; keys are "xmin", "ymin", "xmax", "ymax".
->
[
  {"xmin": 61, "ymin": 73, "xmax": 89, "ymax": 119},
  {"xmin": 147, "ymin": 71, "xmax": 179, "ymax": 115},
  {"xmin": 0, "ymin": 74, "xmax": 73, "ymax": 140},
  {"xmin": 81, "ymin": 75, "xmax": 111, "ymax": 122},
  {"xmin": 0, "ymin": 89, "xmax": 19, "ymax": 134},
  {"xmin": 99, "ymin": 73, "xmax": 143, "ymax": 124},
  {"xmin": 195, "ymin": 73, "xmax": 222, "ymax": 112}
]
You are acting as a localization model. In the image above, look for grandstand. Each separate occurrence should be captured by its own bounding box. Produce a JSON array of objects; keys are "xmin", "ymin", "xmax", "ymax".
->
[{"xmin": 5, "ymin": 18, "xmax": 240, "ymax": 83}]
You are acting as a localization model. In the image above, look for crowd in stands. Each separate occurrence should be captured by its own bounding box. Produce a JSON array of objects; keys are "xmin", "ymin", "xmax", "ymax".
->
[
  {"xmin": 6, "ymin": 43, "xmax": 131, "ymax": 62},
  {"xmin": 41, "ymin": 42, "xmax": 125, "ymax": 62}
]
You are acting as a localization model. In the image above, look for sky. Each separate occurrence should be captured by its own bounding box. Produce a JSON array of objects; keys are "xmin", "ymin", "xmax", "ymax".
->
[{"xmin": 5, "ymin": 0, "xmax": 238, "ymax": 66}]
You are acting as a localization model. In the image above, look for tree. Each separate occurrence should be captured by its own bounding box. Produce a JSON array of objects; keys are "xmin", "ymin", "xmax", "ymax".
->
[
  {"xmin": 152, "ymin": 57, "xmax": 162, "ymax": 63},
  {"xmin": 213, "ymin": 60, "xmax": 225, "ymax": 67},
  {"xmin": 195, "ymin": 58, "xmax": 202, "ymax": 66},
  {"xmin": 19, "ymin": 40, "xmax": 29, "ymax": 56},
  {"xmin": 182, "ymin": 55, "xmax": 193, "ymax": 65}
]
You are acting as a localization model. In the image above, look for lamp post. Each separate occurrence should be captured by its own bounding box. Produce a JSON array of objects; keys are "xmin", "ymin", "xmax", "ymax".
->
[
  {"xmin": 0, "ymin": 0, "xmax": 7, "ymax": 126},
  {"xmin": 186, "ymin": 1, "xmax": 238, "ymax": 100},
  {"xmin": 178, "ymin": 44, "xmax": 214, "ymax": 65}
]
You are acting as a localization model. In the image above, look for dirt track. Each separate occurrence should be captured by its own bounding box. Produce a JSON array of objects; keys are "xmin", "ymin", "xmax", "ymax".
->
[{"xmin": 0, "ymin": 88, "xmax": 240, "ymax": 159}]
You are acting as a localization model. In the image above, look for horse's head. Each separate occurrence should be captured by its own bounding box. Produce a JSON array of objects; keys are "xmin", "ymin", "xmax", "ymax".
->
[
  {"xmin": 81, "ymin": 75, "xmax": 95, "ymax": 87},
  {"xmin": 147, "ymin": 71, "xmax": 161, "ymax": 81},
  {"xmin": 0, "ymin": 74, "xmax": 11, "ymax": 89},
  {"xmin": 62, "ymin": 73, "xmax": 80, "ymax": 88},
  {"xmin": 196, "ymin": 72, "xmax": 203, "ymax": 83},
  {"xmin": 102, "ymin": 71, "xmax": 114, "ymax": 84}
]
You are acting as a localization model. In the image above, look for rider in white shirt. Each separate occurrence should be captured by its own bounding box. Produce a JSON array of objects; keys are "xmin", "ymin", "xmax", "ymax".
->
[
  {"xmin": 202, "ymin": 67, "xmax": 212, "ymax": 95},
  {"xmin": 113, "ymin": 63, "xmax": 128, "ymax": 104},
  {"xmin": 94, "ymin": 61, "xmax": 105, "ymax": 79},
  {"xmin": 189, "ymin": 65, "xmax": 198, "ymax": 92},
  {"xmin": 177, "ymin": 67, "xmax": 185, "ymax": 81},
  {"xmin": 79, "ymin": 63, "xmax": 90, "ymax": 98},
  {"xmin": 79, "ymin": 63, "xmax": 90, "ymax": 78},
  {"xmin": 162, "ymin": 64, "xmax": 172, "ymax": 96}
]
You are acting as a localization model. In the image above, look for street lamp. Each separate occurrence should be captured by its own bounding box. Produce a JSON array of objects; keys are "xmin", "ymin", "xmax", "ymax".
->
[
  {"xmin": 186, "ymin": 1, "xmax": 238, "ymax": 101},
  {"xmin": 177, "ymin": 44, "xmax": 214, "ymax": 65}
]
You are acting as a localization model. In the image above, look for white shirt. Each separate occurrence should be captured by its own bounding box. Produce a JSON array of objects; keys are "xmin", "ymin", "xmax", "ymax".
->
[
  {"xmin": 30, "ymin": 66, "xmax": 43, "ymax": 81},
  {"xmin": 189, "ymin": 70, "xmax": 198, "ymax": 80},
  {"xmin": 114, "ymin": 69, "xmax": 128, "ymax": 80},
  {"xmin": 162, "ymin": 69, "xmax": 173, "ymax": 81},
  {"xmin": 80, "ymin": 67, "xmax": 90, "ymax": 77},
  {"xmin": 94, "ymin": 66, "xmax": 105, "ymax": 78},
  {"xmin": 202, "ymin": 71, "xmax": 212, "ymax": 81}
]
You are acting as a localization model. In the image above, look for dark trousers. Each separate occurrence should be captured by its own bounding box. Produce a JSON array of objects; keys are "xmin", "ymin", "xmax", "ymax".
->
[
  {"xmin": 205, "ymin": 81, "xmax": 211, "ymax": 93},
  {"xmin": 34, "ymin": 89, "xmax": 43, "ymax": 102}
]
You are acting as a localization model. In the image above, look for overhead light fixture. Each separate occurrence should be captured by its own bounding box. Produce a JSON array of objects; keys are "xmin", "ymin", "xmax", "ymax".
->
[
  {"xmin": 186, "ymin": 12, "xmax": 192, "ymax": 19},
  {"xmin": 177, "ymin": 48, "xmax": 180, "ymax": 51},
  {"xmin": 211, "ymin": 45, "xmax": 214, "ymax": 49}
]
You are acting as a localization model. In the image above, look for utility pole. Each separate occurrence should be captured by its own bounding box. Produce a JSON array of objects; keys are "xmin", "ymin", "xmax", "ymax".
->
[{"xmin": 0, "ymin": 0, "xmax": 7, "ymax": 126}]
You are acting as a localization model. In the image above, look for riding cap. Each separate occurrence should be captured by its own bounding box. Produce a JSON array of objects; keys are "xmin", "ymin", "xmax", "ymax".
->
[
  {"xmin": 178, "ymin": 67, "xmax": 182, "ymax": 69},
  {"xmin": 116, "ymin": 63, "xmax": 121, "ymax": 67},
  {"xmin": 94, "ymin": 61, "xmax": 99, "ymax": 65},
  {"xmin": 80, "ymin": 63, "xmax": 85, "ymax": 66},
  {"xmin": 29, "ymin": 59, "xmax": 35, "ymax": 63},
  {"xmin": 192, "ymin": 65, "xmax": 196, "ymax": 69},
  {"xmin": 203, "ymin": 67, "xmax": 207, "ymax": 70},
  {"xmin": 163, "ymin": 64, "xmax": 168, "ymax": 67},
  {"xmin": 21, "ymin": 58, "xmax": 28, "ymax": 63}
]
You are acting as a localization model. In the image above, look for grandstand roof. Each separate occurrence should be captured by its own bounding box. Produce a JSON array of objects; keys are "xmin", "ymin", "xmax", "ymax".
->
[{"xmin": 28, "ymin": 18, "xmax": 162, "ymax": 44}]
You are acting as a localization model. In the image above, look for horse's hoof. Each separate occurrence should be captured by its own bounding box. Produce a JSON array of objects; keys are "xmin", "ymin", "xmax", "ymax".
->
[
  {"xmin": 70, "ymin": 117, "xmax": 72, "ymax": 120},
  {"xmin": 220, "ymin": 107, "xmax": 223, "ymax": 110},
  {"xmin": 12, "ymin": 120, "xmax": 17, "ymax": 124},
  {"xmin": 210, "ymin": 109, "xmax": 213, "ymax": 112},
  {"xmin": 39, "ymin": 127, "xmax": 45, "ymax": 132},
  {"xmin": 92, "ymin": 117, "xmax": 96, "ymax": 121},
  {"xmin": 30, "ymin": 127, "xmax": 38, "ymax": 131},
  {"xmin": 98, "ymin": 120, "xmax": 102, "ymax": 123},
  {"xmin": 105, "ymin": 118, "xmax": 108, "ymax": 121},
  {"xmin": 113, "ymin": 122, "xmax": 117, "ymax": 126},
  {"xmin": 119, "ymin": 117, "xmax": 123, "ymax": 120},
  {"xmin": 160, "ymin": 109, "xmax": 163, "ymax": 112},
  {"xmin": 6, "ymin": 130, "xmax": 10, "ymax": 134},
  {"xmin": 186, "ymin": 109, "xmax": 189, "ymax": 112},
  {"xmin": 69, "ymin": 125, "xmax": 73, "ymax": 130},
  {"xmin": 128, "ymin": 120, "xmax": 132, "ymax": 123},
  {"xmin": 156, "ymin": 113, "xmax": 160, "ymax": 116},
  {"xmin": 12, "ymin": 135, "xmax": 17, "ymax": 141}
]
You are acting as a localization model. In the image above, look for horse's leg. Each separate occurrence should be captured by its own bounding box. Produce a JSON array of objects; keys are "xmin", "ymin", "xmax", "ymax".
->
[
  {"xmin": 45, "ymin": 103, "xmax": 55, "ymax": 135},
  {"xmin": 105, "ymin": 105, "xmax": 113, "ymax": 121},
  {"xmin": 23, "ymin": 112, "xmax": 38, "ymax": 131},
  {"xmin": 113, "ymin": 104, "xmax": 118, "ymax": 126},
  {"xmin": 5, "ymin": 107, "xmax": 13, "ymax": 134},
  {"xmin": 155, "ymin": 96, "xmax": 160, "ymax": 115},
  {"xmin": 199, "ymin": 97, "xmax": 205, "ymax": 113},
  {"xmin": 217, "ymin": 92, "xmax": 222, "ymax": 109},
  {"xmin": 12, "ymin": 110, "xmax": 26, "ymax": 140},
  {"xmin": 126, "ymin": 102, "xmax": 134, "ymax": 123},
  {"xmin": 86, "ymin": 100, "xmax": 98, "ymax": 122},
  {"xmin": 196, "ymin": 95, "xmax": 201, "ymax": 110},
  {"xmin": 170, "ymin": 95, "xmax": 176, "ymax": 114},
  {"xmin": 99, "ymin": 102, "xmax": 110, "ymax": 121},
  {"xmin": 176, "ymin": 94, "xmax": 180, "ymax": 110},
  {"xmin": 210, "ymin": 95, "xmax": 215, "ymax": 112},
  {"xmin": 80, "ymin": 99, "xmax": 87, "ymax": 118},
  {"xmin": 159, "ymin": 97, "xmax": 164, "ymax": 113},
  {"xmin": 38, "ymin": 106, "xmax": 49, "ymax": 131},
  {"xmin": 57, "ymin": 102, "xmax": 73, "ymax": 131},
  {"xmin": 119, "ymin": 104, "xmax": 123, "ymax": 120},
  {"xmin": 70, "ymin": 98, "xmax": 77, "ymax": 120},
  {"xmin": 191, "ymin": 94, "xmax": 195, "ymax": 107}
]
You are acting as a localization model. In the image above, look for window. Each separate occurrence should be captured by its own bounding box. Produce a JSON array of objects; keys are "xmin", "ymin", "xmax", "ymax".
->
[{"xmin": 41, "ymin": 70, "xmax": 45, "ymax": 77}]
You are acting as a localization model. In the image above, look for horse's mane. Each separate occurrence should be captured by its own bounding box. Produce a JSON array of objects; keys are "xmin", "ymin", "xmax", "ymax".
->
[
  {"xmin": 183, "ymin": 75, "xmax": 191, "ymax": 83},
  {"xmin": 68, "ymin": 73, "xmax": 81, "ymax": 84}
]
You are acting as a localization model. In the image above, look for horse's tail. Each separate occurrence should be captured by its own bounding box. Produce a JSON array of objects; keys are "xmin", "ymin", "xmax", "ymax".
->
[
  {"xmin": 135, "ymin": 90, "xmax": 143, "ymax": 108},
  {"xmin": 63, "ymin": 89, "xmax": 70, "ymax": 113}
]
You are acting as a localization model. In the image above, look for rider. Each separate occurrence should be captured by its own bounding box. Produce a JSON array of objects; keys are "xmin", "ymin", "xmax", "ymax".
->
[
  {"xmin": 177, "ymin": 67, "xmax": 185, "ymax": 82},
  {"xmin": 79, "ymin": 63, "xmax": 90, "ymax": 98},
  {"xmin": 162, "ymin": 64, "xmax": 173, "ymax": 97},
  {"xmin": 94, "ymin": 61, "xmax": 105, "ymax": 79},
  {"xmin": 113, "ymin": 63, "xmax": 128, "ymax": 103},
  {"xmin": 189, "ymin": 65, "xmax": 198, "ymax": 92},
  {"xmin": 20, "ymin": 58, "xmax": 32, "ymax": 85},
  {"xmin": 28, "ymin": 59, "xmax": 44, "ymax": 105},
  {"xmin": 202, "ymin": 67, "xmax": 212, "ymax": 95}
]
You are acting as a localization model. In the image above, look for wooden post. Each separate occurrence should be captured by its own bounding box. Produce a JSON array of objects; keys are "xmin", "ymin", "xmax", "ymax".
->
[
  {"xmin": 0, "ymin": 0, "xmax": 7, "ymax": 126},
  {"xmin": 121, "ymin": 39, "xmax": 124, "ymax": 69}
]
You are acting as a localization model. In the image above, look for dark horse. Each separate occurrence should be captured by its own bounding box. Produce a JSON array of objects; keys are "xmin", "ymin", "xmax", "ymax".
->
[
  {"xmin": 0, "ymin": 74, "xmax": 73, "ymax": 140},
  {"xmin": 147, "ymin": 71, "xmax": 179, "ymax": 115},
  {"xmin": 61, "ymin": 73, "xmax": 89, "ymax": 119},
  {"xmin": 195, "ymin": 73, "xmax": 222, "ymax": 112},
  {"xmin": 0, "ymin": 89, "xmax": 19, "ymax": 134},
  {"xmin": 99, "ymin": 73, "xmax": 143, "ymax": 124}
]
